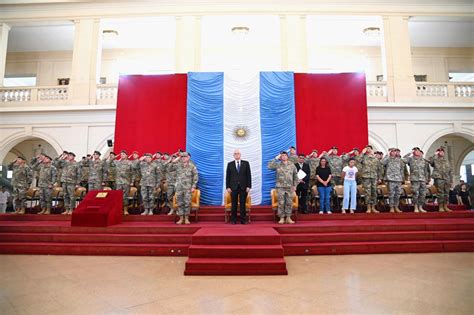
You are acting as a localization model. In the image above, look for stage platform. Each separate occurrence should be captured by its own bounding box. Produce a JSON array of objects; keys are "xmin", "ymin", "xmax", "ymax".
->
[{"xmin": 1, "ymin": 207, "xmax": 473, "ymax": 275}]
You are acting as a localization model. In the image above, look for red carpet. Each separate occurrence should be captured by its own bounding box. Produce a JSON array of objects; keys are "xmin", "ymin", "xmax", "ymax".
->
[
  {"xmin": 1, "ymin": 209, "xmax": 473, "ymax": 275},
  {"xmin": 185, "ymin": 227, "xmax": 287, "ymax": 275}
]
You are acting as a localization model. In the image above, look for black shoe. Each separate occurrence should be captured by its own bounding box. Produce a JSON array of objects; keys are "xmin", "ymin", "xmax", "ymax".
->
[
  {"xmin": 241, "ymin": 221, "xmax": 248, "ymax": 225},
  {"xmin": 231, "ymin": 221, "xmax": 237, "ymax": 225}
]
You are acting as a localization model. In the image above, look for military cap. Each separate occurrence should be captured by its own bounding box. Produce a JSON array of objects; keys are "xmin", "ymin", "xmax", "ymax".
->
[
  {"xmin": 331, "ymin": 146, "xmax": 338, "ymax": 149},
  {"xmin": 412, "ymin": 147, "xmax": 421, "ymax": 151},
  {"xmin": 68, "ymin": 152, "xmax": 76, "ymax": 157},
  {"xmin": 43, "ymin": 154, "xmax": 52, "ymax": 160},
  {"xmin": 280, "ymin": 151, "xmax": 288, "ymax": 155},
  {"xmin": 312, "ymin": 149, "xmax": 318, "ymax": 153},
  {"xmin": 86, "ymin": 154, "xmax": 91, "ymax": 157},
  {"xmin": 155, "ymin": 151, "xmax": 162, "ymax": 155},
  {"xmin": 180, "ymin": 152, "xmax": 189, "ymax": 157},
  {"xmin": 290, "ymin": 146, "xmax": 296, "ymax": 150},
  {"xmin": 120, "ymin": 150, "xmax": 127, "ymax": 154},
  {"xmin": 298, "ymin": 153, "xmax": 305, "ymax": 157},
  {"xmin": 110, "ymin": 151, "xmax": 116, "ymax": 155},
  {"xmin": 437, "ymin": 147, "xmax": 445, "ymax": 152},
  {"xmin": 365, "ymin": 145, "xmax": 373, "ymax": 149},
  {"xmin": 132, "ymin": 151, "xmax": 139, "ymax": 155},
  {"xmin": 17, "ymin": 156, "xmax": 26, "ymax": 161},
  {"xmin": 353, "ymin": 147, "xmax": 360, "ymax": 152},
  {"xmin": 394, "ymin": 148, "xmax": 400, "ymax": 151},
  {"xmin": 93, "ymin": 150, "xmax": 101, "ymax": 156},
  {"xmin": 143, "ymin": 153, "xmax": 153, "ymax": 157}
]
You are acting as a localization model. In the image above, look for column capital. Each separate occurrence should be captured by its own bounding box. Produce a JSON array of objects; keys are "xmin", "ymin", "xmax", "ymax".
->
[{"xmin": 0, "ymin": 23, "xmax": 11, "ymax": 32}]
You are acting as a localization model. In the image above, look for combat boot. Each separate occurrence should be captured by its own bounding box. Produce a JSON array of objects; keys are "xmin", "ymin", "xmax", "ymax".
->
[
  {"xmin": 43, "ymin": 208, "xmax": 51, "ymax": 215},
  {"xmin": 123, "ymin": 206, "xmax": 129, "ymax": 216},
  {"xmin": 167, "ymin": 208, "xmax": 175, "ymax": 215},
  {"xmin": 372, "ymin": 205, "xmax": 379, "ymax": 213},
  {"xmin": 414, "ymin": 205, "xmax": 420, "ymax": 213},
  {"xmin": 438, "ymin": 204, "xmax": 445, "ymax": 212},
  {"xmin": 184, "ymin": 216, "xmax": 190, "ymax": 224},
  {"xmin": 176, "ymin": 216, "xmax": 184, "ymax": 224},
  {"xmin": 419, "ymin": 205, "xmax": 427, "ymax": 213},
  {"xmin": 38, "ymin": 208, "xmax": 46, "ymax": 215},
  {"xmin": 366, "ymin": 204, "xmax": 372, "ymax": 213},
  {"xmin": 17, "ymin": 208, "xmax": 25, "ymax": 214},
  {"xmin": 443, "ymin": 204, "xmax": 452, "ymax": 212},
  {"xmin": 389, "ymin": 207, "xmax": 395, "ymax": 213},
  {"xmin": 141, "ymin": 208, "xmax": 148, "ymax": 215},
  {"xmin": 278, "ymin": 217, "xmax": 285, "ymax": 224},
  {"xmin": 285, "ymin": 217, "xmax": 295, "ymax": 224},
  {"xmin": 394, "ymin": 206, "xmax": 402, "ymax": 213}
]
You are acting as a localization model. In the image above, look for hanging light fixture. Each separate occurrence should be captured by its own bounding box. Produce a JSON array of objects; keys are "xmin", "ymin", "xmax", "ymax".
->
[
  {"xmin": 231, "ymin": 26, "xmax": 250, "ymax": 36},
  {"xmin": 362, "ymin": 27, "xmax": 381, "ymax": 38},
  {"xmin": 102, "ymin": 29, "xmax": 119, "ymax": 40}
]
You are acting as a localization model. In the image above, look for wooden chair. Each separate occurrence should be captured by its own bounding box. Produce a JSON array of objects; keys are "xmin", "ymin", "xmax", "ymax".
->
[
  {"xmin": 172, "ymin": 189, "xmax": 200, "ymax": 222},
  {"xmin": 333, "ymin": 185, "xmax": 344, "ymax": 212},
  {"xmin": 310, "ymin": 185, "xmax": 320, "ymax": 211},
  {"xmin": 51, "ymin": 186, "xmax": 64, "ymax": 213},
  {"xmin": 401, "ymin": 182, "xmax": 413, "ymax": 205},
  {"xmin": 127, "ymin": 186, "xmax": 138, "ymax": 209},
  {"xmin": 271, "ymin": 189, "xmax": 298, "ymax": 222},
  {"xmin": 74, "ymin": 186, "xmax": 87, "ymax": 207},
  {"xmin": 26, "ymin": 187, "xmax": 40, "ymax": 213},
  {"xmin": 224, "ymin": 191, "xmax": 252, "ymax": 223},
  {"xmin": 427, "ymin": 185, "xmax": 439, "ymax": 204},
  {"xmin": 357, "ymin": 184, "xmax": 366, "ymax": 210},
  {"xmin": 377, "ymin": 184, "xmax": 390, "ymax": 211}
]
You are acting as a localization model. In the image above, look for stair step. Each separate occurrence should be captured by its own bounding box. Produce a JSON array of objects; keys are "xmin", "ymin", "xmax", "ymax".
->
[
  {"xmin": 188, "ymin": 244, "xmax": 284, "ymax": 258},
  {"xmin": 284, "ymin": 239, "xmax": 474, "ymax": 255},
  {"xmin": 0, "ymin": 242, "xmax": 189, "ymax": 256},
  {"xmin": 280, "ymin": 230, "xmax": 474, "ymax": 243},
  {"xmin": 184, "ymin": 257, "xmax": 288, "ymax": 275}
]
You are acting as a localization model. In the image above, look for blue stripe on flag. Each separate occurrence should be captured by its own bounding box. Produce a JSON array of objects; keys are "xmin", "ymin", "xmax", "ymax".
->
[
  {"xmin": 260, "ymin": 72, "xmax": 296, "ymax": 205},
  {"xmin": 186, "ymin": 72, "xmax": 224, "ymax": 205}
]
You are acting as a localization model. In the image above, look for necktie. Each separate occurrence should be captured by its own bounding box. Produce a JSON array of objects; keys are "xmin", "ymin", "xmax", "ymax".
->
[{"xmin": 237, "ymin": 161, "xmax": 240, "ymax": 173}]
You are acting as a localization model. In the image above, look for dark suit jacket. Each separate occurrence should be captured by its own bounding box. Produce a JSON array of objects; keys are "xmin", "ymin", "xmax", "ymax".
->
[
  {"xmin": 295, "ymin": 162, "xmax": 311, "ymax": 189},
  {"xmin": 226, "ymin": 160, "xmax": 252, "ymax": 191}
]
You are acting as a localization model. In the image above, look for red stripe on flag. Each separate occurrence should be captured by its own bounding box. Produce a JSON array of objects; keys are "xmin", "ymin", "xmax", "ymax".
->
[
  {"xmin": 294, "ymin": 73, "xmax": 368, "ymax": 154},
  {"xmin": 114, "ymin": 74, "xmax": 188, "ymax": 155}
]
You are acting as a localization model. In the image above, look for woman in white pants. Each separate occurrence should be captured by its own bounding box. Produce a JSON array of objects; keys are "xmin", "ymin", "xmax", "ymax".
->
[{"xmin": 342, "ymin": 159, "xmax": 358, "ymax": 214}]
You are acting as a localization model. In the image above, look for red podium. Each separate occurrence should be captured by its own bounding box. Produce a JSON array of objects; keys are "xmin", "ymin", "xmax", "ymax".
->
[{"xmin": 71, "ymin": 190, "xmax": 123, "ymax": 227}]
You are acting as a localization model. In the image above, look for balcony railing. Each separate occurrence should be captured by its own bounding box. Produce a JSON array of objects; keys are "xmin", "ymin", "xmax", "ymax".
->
[{"xmin": 0, "ymin": 82, "xmax": 472, "ymax": 105}]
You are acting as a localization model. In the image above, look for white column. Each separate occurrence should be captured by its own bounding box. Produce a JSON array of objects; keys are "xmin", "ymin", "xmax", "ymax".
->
[
  {"xmin": 70, "ymin": 19, "xmax": 102, "ymax": 104},
  {"xmin": 175, "ymin": 16, "xmax": 201, "ymax": 73},
  {"xmin": 0, "ymin": 23, "xmax": 11, "ymax": 87},
  {"xmin": 381, "ymin": 16, "xmax": 416, "ymax": 102},
  {"xmin": 280, "ymin": 15, "xmax": 308, "ymax": 72}
]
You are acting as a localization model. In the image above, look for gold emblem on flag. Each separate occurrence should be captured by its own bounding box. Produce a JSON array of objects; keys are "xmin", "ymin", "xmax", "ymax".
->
[{"xmin": 233, "ymin": 126, "xmax": 249, "ymax": 141}]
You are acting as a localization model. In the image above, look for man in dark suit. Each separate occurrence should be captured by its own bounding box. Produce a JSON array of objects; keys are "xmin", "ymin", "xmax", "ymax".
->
[
  {"xmin": 226, "ymin": 149, "xmax": 252, "ymax": 224},
  {"xmin": 295, "ymin": 153, "xmax": 311, "ymax": 214}
]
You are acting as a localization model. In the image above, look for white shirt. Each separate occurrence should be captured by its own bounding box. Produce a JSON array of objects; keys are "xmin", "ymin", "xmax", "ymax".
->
[
  {"xmin": 235, "ymin": 160, "xmax": 241, "ymax": 169},
  {"xmin": 343, "ymin": 166, "xmax": 358, "ymax": 181},
  {"xmin": 0, "ymin": 191, "xmax": 10, "ymax": 204}
]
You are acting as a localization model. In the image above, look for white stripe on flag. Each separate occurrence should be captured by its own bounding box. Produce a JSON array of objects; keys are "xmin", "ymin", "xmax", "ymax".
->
[{"xmin": 223, "ymin": 71, "xmax": 262, "ymax": 205}]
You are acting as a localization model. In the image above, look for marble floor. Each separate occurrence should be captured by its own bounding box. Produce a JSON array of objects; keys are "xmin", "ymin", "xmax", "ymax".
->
[{"xmin": 0, "ymin": 253, "xmax": 472, "ymax": 315}]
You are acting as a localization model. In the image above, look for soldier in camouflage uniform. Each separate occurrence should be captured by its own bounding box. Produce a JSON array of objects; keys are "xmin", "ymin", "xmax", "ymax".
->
[
  {"xmin": 54, "ymin": 151, "xmax": 68, "ymax": 186},
  {"xmin": 173, "ymin": 152, "xmax": 198, "ymax": 224},
  {"xmin": 429, "ymin": 147, "xmax": 453, "ymax": 212},
  {"xmin": 135, "ymin": 153, "xmax": 161, "ymax": 216},
  {"xmin": 403, "ymin": 147, "xmax": 431, "ymax": 213},
  {"xmin": 131, "ymin": 151, "xmax": 142, "ymax": 188},
  {"xmin": 305, "ymin": 150, "xmax": 320, "ymax": 210},
  {"xmin": 356, "ymin": 145, "xmax": 382, "ymax": 213},
  {"xmin": 109, "ymin": 150, "xmax": 134, "ymax": 215},
  {"xmin": 288, "ymin": 146, "xmax": 299, "ymax": 164},
  {"xmin": 268, "ymin": 151, "xmax": 298, "ymax": 224},
  {"xmin": 104, "ymin": 152, "xmax": 117, "ymax": 189},
  {"xmin": 31, "ymin": 154, "xmax": 57, "ymax": 214},
  {"xmin": 55, "ymin": 152, "xmax": 81, "ymax": 214},
  {"xmin": 381, "ymin": 148, "xmax": 404, "ymax": 213},
  {"xmin": 164, "ymin": 153, "xmax": 178, "ymax": 215},
  {"xmin": 8, "ymin": 156, "xmax": 33, "ymax": 214},
  {"xmin": 79, "ymin": 155, "xmax": 91, "ymax": 190},
  {"xmin": 84, "ymin": 151, "xmax": 105, "ymax": 191},
  {"xmin": 322, "ymin": 147, "xmax": 348, "ymax": 186}
]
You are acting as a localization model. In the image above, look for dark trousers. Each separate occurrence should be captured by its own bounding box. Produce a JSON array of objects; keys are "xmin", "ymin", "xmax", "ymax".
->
[
  {"xmin": 296, "ymin": 183, "xmax": 308, "ymax": 213},
  {"xmin": 231, "ymin": 185, "xmax": 248, "ymax": 223}
]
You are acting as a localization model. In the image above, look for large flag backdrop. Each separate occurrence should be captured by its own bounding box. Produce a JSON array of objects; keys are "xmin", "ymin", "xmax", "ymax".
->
[{"xmin": 114, "ymin": 72, "xmax": 368, "ymax": 205}]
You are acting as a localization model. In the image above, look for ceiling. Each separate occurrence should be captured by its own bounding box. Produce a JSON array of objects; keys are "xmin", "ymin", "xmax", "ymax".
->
[{"xmin": 5, "ymin": 15, "xmax": 474, "ymax": 52}]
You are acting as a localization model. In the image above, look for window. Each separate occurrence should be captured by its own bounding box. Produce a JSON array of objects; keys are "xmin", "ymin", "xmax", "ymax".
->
[
  {"xmin": 449, "ymin": 73, "xmax": 474, "ymax": 82},
  {"xmin": 414, "ymin": 75, "xmax": 427, "ymax": 82},
  {"xmin": 3, "ymin": 76, "xmax": 36, "ymax": 87}
]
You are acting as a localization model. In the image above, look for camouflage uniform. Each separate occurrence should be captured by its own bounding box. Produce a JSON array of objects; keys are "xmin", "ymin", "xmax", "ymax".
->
[
  {"xmin": 104, "ymin": 160, "xmax": 117, "ymax": 189},
  {"xmin": 305, "ymin": 156, "xmax": 320, "ymax": 191},
  {"xmin": 165, "ymin": 161, "xmax": 177, "ymax": 207},
  {"xmin": 356, "ymin": 154, "xmax": 382, "ymax": 205},
  {"xmin": 429, "ymin": 155, "xmax": 452, "ymax": 205},
  {"xmin": 8, "ymin": 162, "xmax": 33, "ymax": 210},
  {"xmin": 403, "ymin": 154, "xmax": 431, "ymax": 206},
  {"xmin": 84, "ymin": 159, "xmax": 105, "ymax": 191},
  {"xmin": 80, "ymin": 159, "xmax": 89, "ymax": 189},
  {"xmin": 289, "ymin": 154, "xmax": 299, "ymax": 164},
  {"xmin": 173, "ymin": 161, "xmax": 198, "ymax": 216},
  {"xmin": 381, "ymin": 156, "xmax": 404, "ymax": 207},
  {"xmin": 31, "ymin": 158, "xmax": 57, "ymax": 211},
  {"xmin": 135, "ymin": 161, "xmax": 161, "ymax": 211},
  {"xmin": 111, "ymin": 159, "xmax": 134, "ymax": 208},
  {"xmin": 323, "ymin": 153, "xmax": 347, "ymax": 185},
  {"xmin": 56, "ymin": 159, "xmax": 81, "ymax": 211},
  {"xmin": 268, "ymin": 159, "xmax": 298, "ymax": 217}
]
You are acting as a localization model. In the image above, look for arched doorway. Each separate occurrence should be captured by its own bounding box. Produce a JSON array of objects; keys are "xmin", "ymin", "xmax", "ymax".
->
[{"xmin": 1, "ymin": 138, "xmax": 59, "ymax": 189}]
